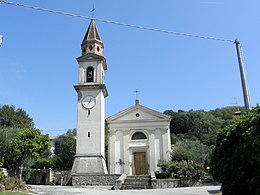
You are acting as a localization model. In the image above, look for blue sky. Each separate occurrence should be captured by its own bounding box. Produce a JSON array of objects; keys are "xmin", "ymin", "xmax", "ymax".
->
[{"xmin": 0, "ymin": 0, "xmax": 259, "ymax": 135}]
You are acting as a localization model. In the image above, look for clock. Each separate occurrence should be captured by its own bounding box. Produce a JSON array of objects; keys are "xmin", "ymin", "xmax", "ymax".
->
[{"xmin": 81, "ymin": 95, "xmax": 96, "ymax": 109}]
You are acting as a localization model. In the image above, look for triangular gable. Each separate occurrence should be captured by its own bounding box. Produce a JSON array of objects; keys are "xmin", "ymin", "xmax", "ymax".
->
[
  {"xmin": 106, "ymin": 103, "xmax": 170, "ymax": 123},
  {"xmin": 76, "ymin": 53, "xmax": 107, "ymax": 70}
]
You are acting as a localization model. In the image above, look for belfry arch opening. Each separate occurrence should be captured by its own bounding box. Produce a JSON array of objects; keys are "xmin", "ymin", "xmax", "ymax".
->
[{"xmin": 86, "ymin": 66, "xmax": 94, "ymax": 82}]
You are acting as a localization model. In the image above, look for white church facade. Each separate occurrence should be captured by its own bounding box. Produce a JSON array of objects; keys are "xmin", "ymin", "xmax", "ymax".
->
[
  {"xmin": 72, "ymin": 19, "xmax": 172, "ymax": 184},
  {"xmin": 107, "ymin": 99, "xmax": 172, "ymax": 175}
]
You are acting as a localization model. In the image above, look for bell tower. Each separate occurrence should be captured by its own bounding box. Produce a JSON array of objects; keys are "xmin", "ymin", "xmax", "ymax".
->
[{"xmin": 72, "ymin": 19, "xmax": 108, "ymax": 178}]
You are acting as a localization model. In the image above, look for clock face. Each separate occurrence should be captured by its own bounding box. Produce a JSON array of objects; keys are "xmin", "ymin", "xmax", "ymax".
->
[{"xmin": 81, "ymin": 95, "xmax": 96, "ymax": 109}]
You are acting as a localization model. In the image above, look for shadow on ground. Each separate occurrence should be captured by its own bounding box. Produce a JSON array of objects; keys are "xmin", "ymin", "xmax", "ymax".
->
[{"xmin": 208, "ymin": 189, "xmax": 221, "ymax": 194}]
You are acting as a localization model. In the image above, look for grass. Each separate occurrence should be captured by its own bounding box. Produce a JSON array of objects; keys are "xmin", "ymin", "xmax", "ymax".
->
[{"xmin": 0, "ymin": 193, "xmax": 27, "ymax": 195}]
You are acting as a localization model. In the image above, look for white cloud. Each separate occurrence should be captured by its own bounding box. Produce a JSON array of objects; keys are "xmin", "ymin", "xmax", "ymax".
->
[{"xmin": 0, "ymin": 35, "xmax": 3, "ymax": 46}]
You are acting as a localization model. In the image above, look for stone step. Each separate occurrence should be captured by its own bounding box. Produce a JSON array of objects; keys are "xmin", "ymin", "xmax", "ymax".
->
[
  {"xmin": 202, "ymin": 173, "xmax": 221, "ymax": 186},
  {"xmin": 126, "ymin": 175, "xmax": 150, "ymax": 179},
  {"xmin": 120, "ymin": 175, "xmax": 152, "ymax": 190},
  {"xmin": 202, "ymin": 179, "xmax": 221, "ymax": 186},
  {"xmin": 124, "ymin": 181, "xmax": 150, "ymax": 186},
  {"xmin": 121, "ymin": 185, "xmax": 153, "ymax": 190},
  {"xmin": 124, "ymin": 178, "xmax": 150, "ymax": 183}
]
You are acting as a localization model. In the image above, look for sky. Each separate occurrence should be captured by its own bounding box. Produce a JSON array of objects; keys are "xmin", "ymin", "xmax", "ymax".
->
[{"xmin": 0, "ymin": 0, "xmax": 259, "ymax": 135}]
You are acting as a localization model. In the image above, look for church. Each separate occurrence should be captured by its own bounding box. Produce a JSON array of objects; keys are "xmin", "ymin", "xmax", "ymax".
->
[
  {"xmin": 71, "ymin": 19, "xmax": 172, "ymax": 184},
  {"xmin": 107, "ymin": 99, "xmax": 171, "ymax": 175}
]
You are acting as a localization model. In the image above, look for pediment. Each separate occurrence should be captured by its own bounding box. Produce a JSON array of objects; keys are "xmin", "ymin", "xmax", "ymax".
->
[
  {"xmin": 76, "ymin": 53, "xmax": 107, "ymax": 70},
  {"xmin": 106, "ymin": 103, "xmax": 171, "ymax": 123}
]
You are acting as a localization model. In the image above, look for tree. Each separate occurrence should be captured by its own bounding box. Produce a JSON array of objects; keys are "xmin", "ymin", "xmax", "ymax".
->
[
  {"xmin": 12, "ymin": 128, "xmax": 50, "ymax": 180},
  {"xmin": 164, "ymin": 110, "xmax": 192, "ymax": 134},
  {"xmin": 0, "ymin": 127, "xmax": 22, "ymax": 172},
  {"xmin": 0, "ymin": 105, "xmax": 34, "ymax": 128},
  {"xmin": 165, "ymin": 109, "xmax": 223, "ymax": 147},
  {"xmin": 52, "ymin": 129, "xmax": 76, "ymax": 170},
  {"xmin": 208, "ymin": 106, "xmax": 244, "ymax": 121},
  {"xmin": 172, "ymin": 139, "xmax": 211, "ymax": 165},
  {"xmin": 211, "ymin": 106, "xmax": 260, "ymax": 195}
]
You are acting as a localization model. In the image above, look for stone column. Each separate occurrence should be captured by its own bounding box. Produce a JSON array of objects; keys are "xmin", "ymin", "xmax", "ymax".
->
[
  {"xmin": 123, "ymin": 130, "xmax": 130, "ymax": 175},
  {"xmin": 108, "ymin": 129, "xmax": 116, "ymax": 174},
  {"xmin": 148, "ymin": 130, "xmax": 156, "ymax": 174}
]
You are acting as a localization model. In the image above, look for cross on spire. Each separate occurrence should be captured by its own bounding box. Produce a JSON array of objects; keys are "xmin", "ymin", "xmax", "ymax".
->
[{"xmin": 91, "ymin": 4, "xmax": 96, "ymax": 18}]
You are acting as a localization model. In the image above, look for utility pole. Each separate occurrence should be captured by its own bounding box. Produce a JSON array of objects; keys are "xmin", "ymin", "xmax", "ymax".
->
[{"xmin": 234, "ymin": 39, "xmax": 251, "ymax": 111}]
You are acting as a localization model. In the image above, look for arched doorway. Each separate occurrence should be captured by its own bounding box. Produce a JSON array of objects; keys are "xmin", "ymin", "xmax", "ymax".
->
[{"xmin": 131, "ymin": 132, "xmax": 148, "ymax": 175}]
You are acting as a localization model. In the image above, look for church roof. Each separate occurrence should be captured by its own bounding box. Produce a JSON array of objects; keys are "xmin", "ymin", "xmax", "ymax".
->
[
  {"xmin": 106, "ymin": 99, "xmax": 171, "ymax": 123},
  {"xmin": 82, "ymin": 19, "xmax": 101, "ymax": 43}
]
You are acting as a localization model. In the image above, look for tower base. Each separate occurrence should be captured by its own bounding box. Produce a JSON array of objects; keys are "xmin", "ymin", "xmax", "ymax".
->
[{"xmin": 71, "ymin": 155, "xmax": 108, "ymax": 175}]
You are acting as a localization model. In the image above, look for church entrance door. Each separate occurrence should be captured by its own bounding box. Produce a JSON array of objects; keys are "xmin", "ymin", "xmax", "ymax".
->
[{"xmin": 133, "ymin": 152, "xmax": 147, "ymax": 175}]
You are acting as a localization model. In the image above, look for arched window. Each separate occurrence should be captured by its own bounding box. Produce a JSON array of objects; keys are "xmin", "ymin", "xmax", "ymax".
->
[
  {"xmin": 86, "ymin": 66, "xmax": 94, "ymax": 82},
  {"xmin": 132, "ymin": 132, "xmax": 147, "ymax": 140}
]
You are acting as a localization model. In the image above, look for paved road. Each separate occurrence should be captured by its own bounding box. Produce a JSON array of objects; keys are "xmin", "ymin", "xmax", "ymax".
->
[{"xmin": 29, "ymin": 185, "xmax": 221, "ymax": 195}]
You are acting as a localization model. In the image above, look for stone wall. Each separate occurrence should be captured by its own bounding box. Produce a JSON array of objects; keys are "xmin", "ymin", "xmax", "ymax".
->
[
  {"xmin": 53, "ymin": 170, "xmax": 71, "ymax": 186},
  {"xmin": 151, "ymin": 178, "xmax": 179, "ymax": 189},
  {"xmin": 26, "ymin": 169, "xmax": 71, "ymax": 186},
  {"xmin": 151, "ymin": 178, "xmax": 202, "ymax": 189},
  {"xmin": 72, "ymin": 174, "xmax": 121, "ymax": 186},
  {"xmin": 26, "ymin": 169, "xmax": 50, "ymax": 185}
]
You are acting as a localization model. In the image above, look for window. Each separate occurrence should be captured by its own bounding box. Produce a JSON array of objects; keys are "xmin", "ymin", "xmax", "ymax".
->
[
  {"xmin": 86, "ymin": 66, "xmax": 94, "ymax": 82},
  {"xmin": 132, "ymin": 132, "xmax": 147, "ymax": 140},
  {"xmin": 83, "ymin": 46, "xmax": 86, "ymax": 53}
]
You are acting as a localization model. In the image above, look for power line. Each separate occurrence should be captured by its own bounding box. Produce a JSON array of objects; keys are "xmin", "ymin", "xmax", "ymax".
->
[
  {"xmin": 0, "ymin": 1, "xmax": 251, "ymax": 112},
  {"xmin": 0, "ymin": 0, "xmax": 234, "ymax": 43}
]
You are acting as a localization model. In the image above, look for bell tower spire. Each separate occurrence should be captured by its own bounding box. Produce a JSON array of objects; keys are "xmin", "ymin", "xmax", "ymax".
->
[
  {"xmin": 72, "ymin": 19, "xmax": 108, "ymax": 184},
  {"xmin": 81, "ymin": 19, "xmax": 104, "ymax": 56}
]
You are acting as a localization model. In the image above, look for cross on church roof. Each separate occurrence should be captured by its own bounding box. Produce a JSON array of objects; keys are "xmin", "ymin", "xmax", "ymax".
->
[
  {"xmin": 134, "ymin": 89, "xmax": 140, "ymax": 99},
  {"xmin": 91, "ymin": 5, "xmax": 96, "ymax": 18}
]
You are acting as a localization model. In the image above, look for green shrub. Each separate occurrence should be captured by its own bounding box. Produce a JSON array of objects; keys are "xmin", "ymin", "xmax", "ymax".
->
[
  {"xmin": 211, "ymin": 106, "xmax": 260, "ymax": 195},
  {"xmin": 0, "ymin": 172, "xmax": 5, "ymax": 183},
  {"xmin": 157, "ymin": 160, "xmax": 205, "ymax": 180},
  {"xmin": 0, "ymin": 159, "xmax": 6, "ymax": 183},
  {"xmin": 4, "ymin": 177, "xmax": 26, "ymax": 191},
  {"xmin": 157, "ymin": 161, "xmax": 177, "ymax": 173},
  {"xmin": 173, "ymin": 160, "xmax": 205, "ymax": 179},
  {"xmin": 155, "ymin": 172, "xmax": 171, "ymax": 179}
]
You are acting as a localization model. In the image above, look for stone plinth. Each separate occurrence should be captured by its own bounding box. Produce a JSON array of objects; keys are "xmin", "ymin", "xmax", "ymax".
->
[
  {"xmin": 72, "ymin": 156, "xmax": 108, "ymax": 175},
  {"xmin": 72, "ymin": 174, "xmax": 121, "ymax": 186}
]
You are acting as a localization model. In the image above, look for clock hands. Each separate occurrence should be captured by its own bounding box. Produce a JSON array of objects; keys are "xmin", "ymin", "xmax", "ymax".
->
[
  {"xmin": 88, "ymin": 97, "xmax": 93, "ymax": 104},
  {"xmin": 82, "ymin": 96, "xmax": 95, "ymax": 109}
]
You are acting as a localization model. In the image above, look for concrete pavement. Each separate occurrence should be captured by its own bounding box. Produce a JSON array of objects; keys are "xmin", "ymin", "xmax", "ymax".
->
[{"xmin": 29, "ymin": 185, "xmax": 221, "ymax": 195}]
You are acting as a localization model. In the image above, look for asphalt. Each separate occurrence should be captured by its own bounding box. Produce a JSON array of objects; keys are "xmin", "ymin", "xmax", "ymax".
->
[{"xmin": 29, "ymin": 185, "xmax": 221, "ymax": 195}]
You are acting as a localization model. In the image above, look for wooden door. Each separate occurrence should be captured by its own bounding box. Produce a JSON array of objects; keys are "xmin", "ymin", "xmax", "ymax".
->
[{"xmin": 134, "ymin": 152, "xmax": 147, "ymax": 175}]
